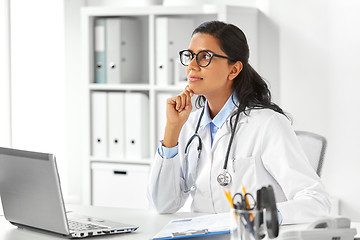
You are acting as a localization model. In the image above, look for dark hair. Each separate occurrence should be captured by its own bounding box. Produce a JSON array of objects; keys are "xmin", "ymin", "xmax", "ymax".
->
[{"xmin": 192, "ymin": 20, "xmax": 287, "ymax": 120}]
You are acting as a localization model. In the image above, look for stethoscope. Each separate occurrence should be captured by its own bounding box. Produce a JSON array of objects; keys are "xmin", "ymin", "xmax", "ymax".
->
[{"xmin": 183, "ymin": 104, "xmax": 242, "ymax": 192}]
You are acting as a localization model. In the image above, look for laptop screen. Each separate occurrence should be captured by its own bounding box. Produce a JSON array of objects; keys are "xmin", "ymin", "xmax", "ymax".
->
[{"xmin": 0, "ymin": 147, "xmax": 70, "ymax": 235}]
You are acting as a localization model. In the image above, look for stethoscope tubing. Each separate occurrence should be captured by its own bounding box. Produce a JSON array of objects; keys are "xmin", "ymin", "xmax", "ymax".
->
[
  {"xmin": 184, "ymin": 102, "xmax": 242, "ymax": 188},
  {"xmin": 223, "ymin": 108, "xmax": 242, "ymax": 170},
  {"xmin": 184, "ymin": 107, "xmax": 204, "ymax": 155}
]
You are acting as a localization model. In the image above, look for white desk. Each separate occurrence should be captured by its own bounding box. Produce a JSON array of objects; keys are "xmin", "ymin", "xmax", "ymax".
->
[
  {"xmin": 0, "ymin": 204, "xmax": 205, "ymax": 240},
  {"xmin": 0, "ymin": 205, "xmax": 359, "ymax": 240}
]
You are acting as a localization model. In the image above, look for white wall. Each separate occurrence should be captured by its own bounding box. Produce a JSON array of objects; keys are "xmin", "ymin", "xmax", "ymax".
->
[
  {"xmin": 9, "ymin": 0, "xmax": 68, "ymax": 191},
  {"xmin": 260, "ymin": 0, "xmax": 360, "ymax": 221},
  {"xmin": 326, "ymin": 0, "xmax": 360, "ymax": 220},
  {"xmin": 64, "ymin": 0, "xmax": 85, "ymax": 204},
  {"xmin": 0, "ymin": 0, "xmax": 12, "ymax": 147}
]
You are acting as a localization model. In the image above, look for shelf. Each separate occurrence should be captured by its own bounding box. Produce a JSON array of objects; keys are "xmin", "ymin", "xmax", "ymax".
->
[
  {"xmin": 154, "ymin": 84, "xmax": 187, "ymax": 92},
  {"xmin": 89, "ymin": 83, "xmax": 189, "ymax": 92},
  {"xmin": 89, "ymin": 83, "xmax": 151, "ymax": 91},
  {"xmin": 81, "ymin": 4, "xmax": 229, "ymax": 17},
  {"xmin": 90, "ymin": 157, "xmax": 152, "ymax": 165},
  {"xmin": 81, "ymin": 4, "xmax": 277, "ymax": 208}
]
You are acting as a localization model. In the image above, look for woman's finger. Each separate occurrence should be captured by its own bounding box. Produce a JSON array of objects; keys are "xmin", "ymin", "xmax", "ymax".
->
[
  {"xmin": 175, "ymin": 95, "xmax": 182, "ymax": 111},
  {"xmin": 178, "ymin": 93, "xmax": 187, "ymax": 112},
  {"xmin": 185, "ymin": 85, "xmax": 194, "ymax": 97}
]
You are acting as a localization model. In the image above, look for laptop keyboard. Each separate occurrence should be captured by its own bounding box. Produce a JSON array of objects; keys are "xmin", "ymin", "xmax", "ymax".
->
[{"xmin": 68, "ymin": 219, "xmax": 108, "ymax": 231}]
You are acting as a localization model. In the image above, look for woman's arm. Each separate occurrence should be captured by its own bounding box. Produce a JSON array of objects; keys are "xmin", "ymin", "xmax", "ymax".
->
[
  {"xmin": 147, "ymin": 86, "xmax": 194, "ymax": 213},
  {"xmin": 260, "ymin": 113, "xmax": 331, "ymax": 224}
]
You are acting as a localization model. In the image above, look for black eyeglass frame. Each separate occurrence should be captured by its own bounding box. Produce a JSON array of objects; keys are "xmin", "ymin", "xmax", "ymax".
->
[{"xmin": 179, "ymin": 49, "xmax": 235, "ymax": 67}]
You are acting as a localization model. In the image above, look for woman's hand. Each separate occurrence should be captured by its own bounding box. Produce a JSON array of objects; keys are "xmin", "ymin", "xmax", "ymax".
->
[{"xmin": 163, "ymin": 86, "xmax": 194, "ymax": 147}]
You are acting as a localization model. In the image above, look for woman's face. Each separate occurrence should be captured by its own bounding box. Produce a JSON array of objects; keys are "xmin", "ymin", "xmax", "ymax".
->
[{"xmin": 186, "ymin": 33, "xmax": 235, "ymax": 98}]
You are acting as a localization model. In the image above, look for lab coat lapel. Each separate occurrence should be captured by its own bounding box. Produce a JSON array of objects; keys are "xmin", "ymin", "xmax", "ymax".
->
[
  {"xmin": 213, "ymin": 121, "xmax": 231, "ymax": 146},
  {"xmin": 212, "ymin": 112, "xmax": 248, "ymax": 149}
]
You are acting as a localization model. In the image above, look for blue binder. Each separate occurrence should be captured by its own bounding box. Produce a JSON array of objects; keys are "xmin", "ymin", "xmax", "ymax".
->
[{"xmin": 94, "ymin": 18, "xmax": 106, "ymax": 83}]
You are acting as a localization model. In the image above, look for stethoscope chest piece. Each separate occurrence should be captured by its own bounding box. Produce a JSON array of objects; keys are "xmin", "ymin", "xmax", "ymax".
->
[{"xmin": 217, "ymin": 169, "xmax": 232, "ymax": 187}]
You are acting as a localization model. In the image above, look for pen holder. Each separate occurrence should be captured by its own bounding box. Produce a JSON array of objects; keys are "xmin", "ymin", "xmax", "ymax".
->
[{"xmin": 230, "ymin": 208, "xmax": 266, "ymax": 240}]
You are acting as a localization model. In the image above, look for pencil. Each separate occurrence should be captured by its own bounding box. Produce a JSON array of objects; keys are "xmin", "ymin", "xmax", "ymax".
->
[
  {"xmin": 241, "ymin": 185, "xmax": 254, "ymax": 221},
  {"xmin": 223, "ymin": 188, "xmax": 237, "ymax": 221}
]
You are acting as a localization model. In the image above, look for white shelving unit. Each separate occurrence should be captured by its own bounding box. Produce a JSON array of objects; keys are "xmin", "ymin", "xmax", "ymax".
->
[{"xmin": 81, "ymin": 4, "xmax": 278, "ymax": 207}]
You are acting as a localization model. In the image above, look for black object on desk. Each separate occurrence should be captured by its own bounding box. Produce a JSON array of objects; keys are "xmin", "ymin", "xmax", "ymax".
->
[{"xmin": 256, "ymin": 185, "xmax": 279, "ymax": 239}]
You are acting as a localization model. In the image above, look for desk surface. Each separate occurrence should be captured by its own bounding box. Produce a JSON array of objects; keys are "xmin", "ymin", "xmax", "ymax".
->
[
  {"xmin": 0, "ymin": 204, "xmax": 205, "ymax": 240},
  {"xmin": 0, "ymin": 205, "xmax": 359, "ymax": 240}
]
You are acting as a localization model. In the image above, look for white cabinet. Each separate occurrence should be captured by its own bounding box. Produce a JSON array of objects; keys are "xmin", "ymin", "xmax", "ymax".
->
[
  {"xmin": 91, "ymin": 163, "xmax": 150, "ymax": 209},
  {"xmin": 81, "ymin": 4, "xmax": 278, "ymax": 207}
]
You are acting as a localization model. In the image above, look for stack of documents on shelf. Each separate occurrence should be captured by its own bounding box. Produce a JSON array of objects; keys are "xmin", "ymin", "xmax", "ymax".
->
[
  {"xmin": 94, "ymin": 17, "xmax": 140, "ymax": 84},
  {"xmin": 155, "ymin": 17, "xmax": 193, "ymax": 86},
  {"xmin": 152, "ymin": 213, "xmax": 230, "ymax": 239},
  {"xmin": 91, "ymin": 91, "xmax": 149, "ymax": 159},
  {"xmin": 156, "ymin": 92, "xmax": 172, "ymax": 142}
]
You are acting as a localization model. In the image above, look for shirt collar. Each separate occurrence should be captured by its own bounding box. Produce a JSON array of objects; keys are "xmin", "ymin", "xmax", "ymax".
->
[{"xmin": 202, "ymin": 93, "xmax": 238, "ymax": 129}]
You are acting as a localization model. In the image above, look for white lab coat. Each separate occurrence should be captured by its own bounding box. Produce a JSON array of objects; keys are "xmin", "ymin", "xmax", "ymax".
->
[{"xmin": 147, "ymin": 107, "xmax": 330, "ymax": 224}]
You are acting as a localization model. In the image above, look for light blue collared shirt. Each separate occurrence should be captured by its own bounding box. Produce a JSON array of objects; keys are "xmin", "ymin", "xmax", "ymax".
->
[
  {"xmin": 157, "ymin": 93, "xmax": 237, "ymax": 158},
  {"xmin": 202, "ymin": 93, "xmax": 238, "ymax": 146}
]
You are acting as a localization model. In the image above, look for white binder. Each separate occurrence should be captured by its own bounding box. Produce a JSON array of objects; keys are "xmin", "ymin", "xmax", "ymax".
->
[
  {"xmin": 174, "ymin": 60, "xmax": 188, "ymax": 87},
  {"xmin": 155, "ymin": 17, "xmax": 194, "ymax": 86},
  {"xmin": 124, "ymin": 92, "xmax": 149, "ymax": 159},
  {"xmin": 108, "ymin": 92, "xmax": 125, "ymax": 159},
  {"xmin": 94, "ymin": 18, "xmax": 106, "ymax": 83},
  {"xmin": 156, "ymin": 92, "xmax": 171, "ymax": 142},
  {"xmin": 91, "ymin": 92, "xmax": 107, "ymax": 157},
  {"xmin": 105, "ymin": 18, "xmax": 121, "ymax": 84},
  {"xmin": 106, "ymin": 17, "xmax": 140, "ymax": 84}
]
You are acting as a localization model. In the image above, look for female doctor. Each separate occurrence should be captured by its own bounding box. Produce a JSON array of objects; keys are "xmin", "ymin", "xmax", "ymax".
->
[{"xmin": 147, "ymin": 21, "xmax": 330, "ymax": 224}]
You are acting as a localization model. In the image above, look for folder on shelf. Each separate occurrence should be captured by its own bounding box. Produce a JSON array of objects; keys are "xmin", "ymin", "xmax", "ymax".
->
[
  {"xmin": 174, "ymin": 60, "xmax": 188, "ymax": 87},
  {"xmin": 107, "ymin": 92, "xmax": 125, "ymax": 159},
  {"xmin": 155, "ymin": 17, "xmax": 194, "ymax": 86},
  {"xmin": 124, "ymin": 92, "xmax": 149, "ymax": 159},
  {"xmin": 156, "ymin": 92, "xmax": 171, "ymax": 142},
  {"xmin": 106, "ymin": 17, "xmax": 141, "ymax": 84},
  {"xmin": 105, "ymin": 18, "xmax": 121, "ymax": 84},
  {"xmin": 94, "ymin": 18, "xmax": 106, "ymax": 83},
  {"xmin": 152, "ymin": 213, "xmax": 230, "ymax": 239},
  {"xmin": 91, "ymin": 91, "xmax": 108, "ymax": 157}
]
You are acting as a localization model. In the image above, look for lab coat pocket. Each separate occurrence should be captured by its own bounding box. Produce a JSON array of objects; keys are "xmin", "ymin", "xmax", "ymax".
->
[{"xmin": 230, "ymin": 156, "xmax": 256, "ymax": 189}]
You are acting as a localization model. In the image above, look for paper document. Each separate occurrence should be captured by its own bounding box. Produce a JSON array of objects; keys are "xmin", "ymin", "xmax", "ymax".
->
[{"xmin": 152, "ymin": 213, "xmax": 230, "ymax": 239}]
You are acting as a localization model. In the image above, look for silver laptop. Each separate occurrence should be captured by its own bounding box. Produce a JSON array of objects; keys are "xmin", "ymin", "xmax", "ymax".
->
[{"xmin": 0, "ymin": 147, "xmax": 138, "ymax": 238}]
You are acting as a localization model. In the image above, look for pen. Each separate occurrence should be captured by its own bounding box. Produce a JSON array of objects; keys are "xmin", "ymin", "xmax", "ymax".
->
[
  {"xmin": 239, "ymin": 210, "xmax": 255, "ymax": 237},
  {"xmin": 233, "ymin": 196, "xmax": 255, "ymax": 238}
]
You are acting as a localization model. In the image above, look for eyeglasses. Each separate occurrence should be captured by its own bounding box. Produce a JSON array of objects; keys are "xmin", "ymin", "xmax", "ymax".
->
[{"xmin": 179, "ymin": 49, "xmax": 234, "ymax": 67}]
